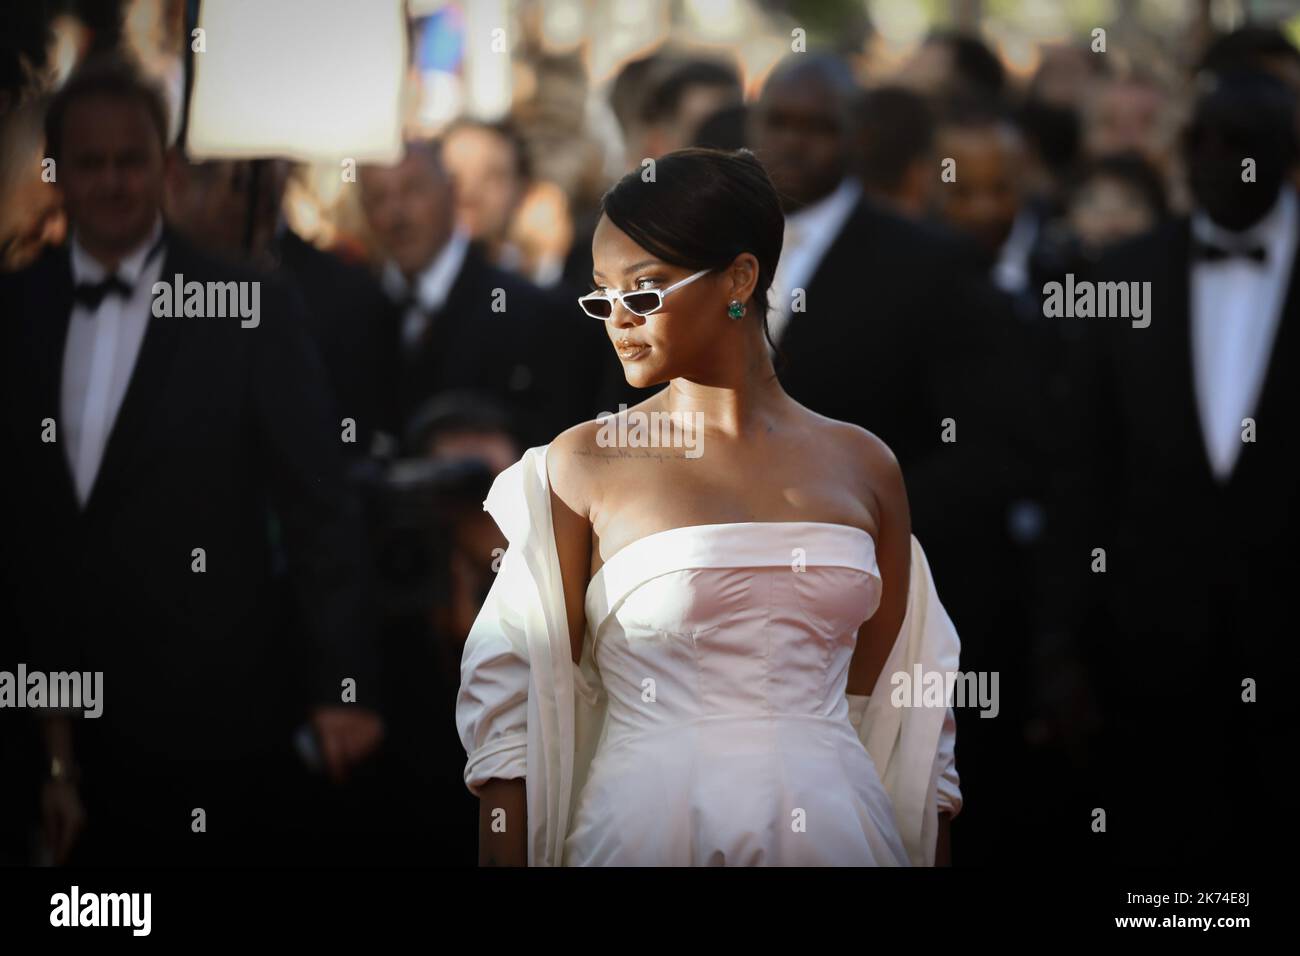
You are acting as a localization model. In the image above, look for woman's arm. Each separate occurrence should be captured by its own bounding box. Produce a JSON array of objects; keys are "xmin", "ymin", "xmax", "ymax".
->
[
  {"xmin": 936, "ymin": 812, "xmax": 952, "ymax": 866},
  {"xmin": 546, "ymin": 424, "xmax": 597, "ymax": 666},
  {"xmin": 839, "ymin": 428, "xmax": 962, "ymax": 866},
  {"xmin": 478, "ymin": 777, "xmax": 528, "ymax": 866},
  {"xmin": 846, "ymin": 428, "xmax": 912, "ymax": 696}
]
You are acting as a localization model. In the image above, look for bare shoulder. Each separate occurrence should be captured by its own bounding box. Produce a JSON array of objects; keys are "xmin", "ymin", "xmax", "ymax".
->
[
  {"xmin": 793, "ymin": 406, "xmax": 901, "ymax": 481},
  {"xmin": 799, "ymin": 408, "xmax": 909, "ymax": 514},
  {"xmin": 545, "ymin": 419, "xmax": 605, "ymax": 519}
]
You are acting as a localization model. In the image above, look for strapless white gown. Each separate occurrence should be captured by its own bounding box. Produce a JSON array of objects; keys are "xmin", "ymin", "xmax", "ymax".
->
[
  {"xmin": 456, "ymin": 444, "xmax": 960, "ymax": 867},
  {"xmin": 563, "ymin": 522, "xmax": 910, "ymax": 866}
]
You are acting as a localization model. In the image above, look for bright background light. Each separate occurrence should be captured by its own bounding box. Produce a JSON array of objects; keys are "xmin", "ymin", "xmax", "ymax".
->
[{"xmin": 186, "ymin": 0, "xmax": 407, "ymax": 164}]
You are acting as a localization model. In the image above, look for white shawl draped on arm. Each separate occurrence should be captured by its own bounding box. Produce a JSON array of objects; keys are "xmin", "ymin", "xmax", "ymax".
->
[{"xmin": 456, "ymin": 444, "xmax": 962, "ymax": 866}]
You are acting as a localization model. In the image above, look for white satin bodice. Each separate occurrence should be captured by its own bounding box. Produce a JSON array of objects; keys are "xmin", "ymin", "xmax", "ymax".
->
[{"xmin": 585, "ymin": 521, "xmax": 881, "ymax": 741}]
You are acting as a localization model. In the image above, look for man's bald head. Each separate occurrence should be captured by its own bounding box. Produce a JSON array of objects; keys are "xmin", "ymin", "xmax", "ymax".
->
[
  {"xmin": 762, "ymin": 54, "xmax": 859, "ymax": 113},
  {"xmin": 751, "ymin": 53, "xmax": 859, "ymax": 210}
]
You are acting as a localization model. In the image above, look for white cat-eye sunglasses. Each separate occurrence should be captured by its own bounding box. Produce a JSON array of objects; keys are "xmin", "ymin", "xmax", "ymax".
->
[{"xmin": 577, "ymin": 268, "xmax": 710, "ymax": 320}]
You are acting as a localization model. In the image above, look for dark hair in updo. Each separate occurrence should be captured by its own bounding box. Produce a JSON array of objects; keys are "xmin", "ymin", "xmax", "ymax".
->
[{"xmin": 600, "ymin": 147, "xmax": 786, "ymax": 370}]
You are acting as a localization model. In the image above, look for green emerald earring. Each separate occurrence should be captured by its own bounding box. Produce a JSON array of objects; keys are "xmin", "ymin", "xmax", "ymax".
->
[{"xmin": 727, "ymin": 300, "xmax": 746, "ymax": 320}]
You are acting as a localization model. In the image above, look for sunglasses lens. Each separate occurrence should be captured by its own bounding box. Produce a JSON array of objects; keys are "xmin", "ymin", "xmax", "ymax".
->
[
  {"xmin": 622, "ymin": 291, "xmax": 661, "ymax": 315},
  {"xmin": 581, "ymin": 297, "xmax": 612, "ymax": 319}
]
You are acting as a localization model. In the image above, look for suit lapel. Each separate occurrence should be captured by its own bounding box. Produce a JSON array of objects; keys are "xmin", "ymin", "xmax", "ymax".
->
[
  {"xmin": 1231, "ymin": 225, "xmax": 1300, "ymax": 485},
  {"xmin": 83, "ymin": 229, "xmax": 187, "ymax": 516},
  {"xmin": 780, "ymin": 201, "xmax": 871, "ymax": 349}
]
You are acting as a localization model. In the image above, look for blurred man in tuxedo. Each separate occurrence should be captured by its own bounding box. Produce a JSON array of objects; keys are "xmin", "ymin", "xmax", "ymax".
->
[
  {"xmin": 934, "ymin": 103, "xmax": 1039, "ymax": 300},
  {"xmin": 0, "ymin": 55, "xmax": 381, "ymax": 865},
  {"xmin": 1059, "ymin": 65, "xmax": 1298, "ymax": 864},
  {"xmin": 442, "ymin": 120, "xmax": 529, "ymax": 270},
  {"xmin": 931, "ymin": 100, "xmax": 1074, "ymax": 476},
  {"xmin": 443, "ymin": 118, "xmax": 572, "ymax": 288},
  {"xmin": 359, "ymin": 141, "xmax": 603, "ymax": 450}
]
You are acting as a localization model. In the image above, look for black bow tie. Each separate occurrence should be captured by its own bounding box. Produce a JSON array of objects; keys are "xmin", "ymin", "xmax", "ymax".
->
[
  {"xmin": 72, "ymin": 234, "xmax": 166, "ymax": 311},
  {"xmin": 72, "ymin": 273, "xmax": 134, "ymax": 309},
  {"xmin": 1193, "ymin": 239, "xmax": 1268, "ymax": 265}
]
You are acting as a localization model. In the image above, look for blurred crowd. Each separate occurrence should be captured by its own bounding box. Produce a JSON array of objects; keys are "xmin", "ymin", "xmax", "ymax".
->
[{"xmin": 2, "ymin": 4, "xmax": 1296, "ymax": 867}]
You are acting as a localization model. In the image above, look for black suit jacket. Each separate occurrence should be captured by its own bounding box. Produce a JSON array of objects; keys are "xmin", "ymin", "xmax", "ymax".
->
[
  {"xmin": 396, "ymin": 244, "xmax": 607, "ymax": 447},
  {"xmin": 1, "ymin": 228, "xmax": 372, "ymax": 765},
  {"xmin": 1065, "ymin": 218, "xmax": 1295, "ymax": 702}
]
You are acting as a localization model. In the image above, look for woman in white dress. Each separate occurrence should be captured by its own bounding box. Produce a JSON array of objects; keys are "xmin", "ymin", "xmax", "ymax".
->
[{"xmin": 456, "ymin": 148, "xmax": 961, "ymax": 866}]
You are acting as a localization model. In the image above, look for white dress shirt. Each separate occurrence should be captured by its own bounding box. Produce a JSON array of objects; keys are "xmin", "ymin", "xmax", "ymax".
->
[
  {"xmin": 992, "ymin": 205, "xmax": 1039, "ymax": 295},
  {"xmin": 380, "ymin": 227, "xmax": 470, "ymax": 353},
  {"xmin": 61, "ymin": 217, "xmax": 166, "ymax": 507},
  {"xmin": 1190, "ymin": 187, "xmax": 1295, "ymax": 483},
  {"xmin": 766, "ymin": 177, "xmax": 863, "ymax": 347}
]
